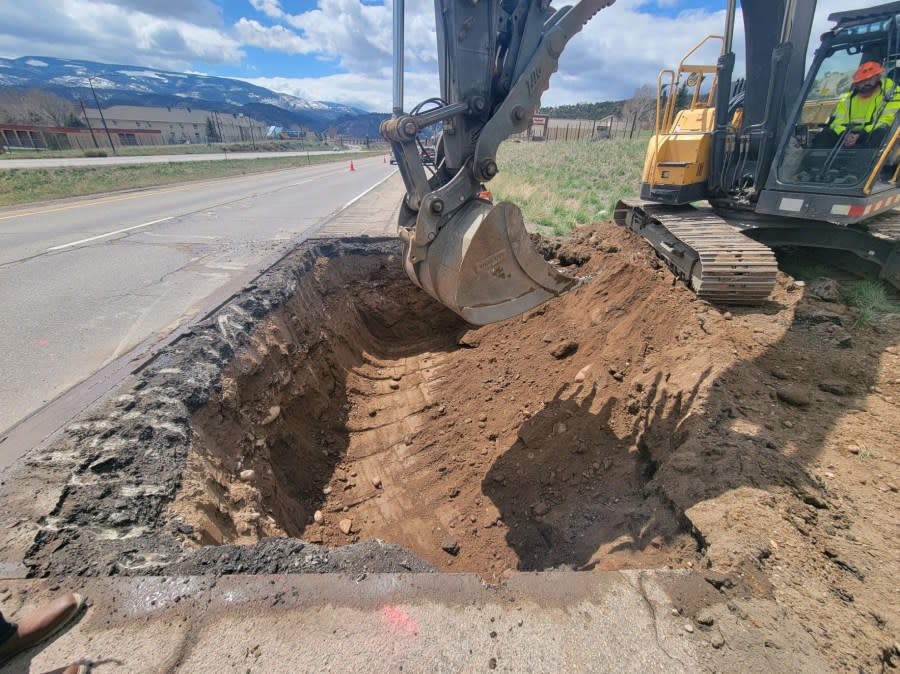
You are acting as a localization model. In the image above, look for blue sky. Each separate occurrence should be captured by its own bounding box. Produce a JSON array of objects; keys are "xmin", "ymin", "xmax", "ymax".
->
[
  {"xmin": 0, "ymin": 0, "xmax": 869, "ymax": 112},
  {"xmin": 218, "ymin": 1, "xmax": 342, "ymax": 79}
]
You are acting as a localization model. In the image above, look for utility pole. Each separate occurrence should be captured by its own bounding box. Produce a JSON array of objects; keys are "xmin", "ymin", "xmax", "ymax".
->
[
  {"xmin": 87, "ymin": 76, "xmax": 116, "ymax": 154},
  {"xmin": 78, "ymin": 98, "xmax": 100, "ymax": 149}
]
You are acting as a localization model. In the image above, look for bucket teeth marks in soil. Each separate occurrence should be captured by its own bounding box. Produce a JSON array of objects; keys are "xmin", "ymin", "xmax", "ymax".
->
[
  {"xmin": 20, "ymin": 237, "xmax": 435, "ymax": 577},
  {"xmin": 177, "ymin": 247, "xmax": 467, "ymax": 554}
]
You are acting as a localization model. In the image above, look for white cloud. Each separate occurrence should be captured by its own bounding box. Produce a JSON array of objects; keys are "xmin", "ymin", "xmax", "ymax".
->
[
  {"xmin": 236, "ymin": 0, "xmax": 731, "ymax": 109},
  {"xmin": 0, "ymin": 0, "xmax": 242, "ymax": 71},
  {"xmin": 0, "ymin": 0, "xmax": 880, "ymax": 114},
  {"xmin": 105, "ymin": 0, "xmax": 224, "ymax": 25},
  {"xmin": 249, "ymin": 0, "xmax": 287, "ymax": 20},
  {"xmin": 233, "ymin": 18, "xmax": 311, "ymax": 54},
  {"xmin": 243, "ymin": 69, "xmax": 439, "ymax": 111},
  {"xmin": 254, "ymin": 0, "xmax": 400, "ymax": 74}
]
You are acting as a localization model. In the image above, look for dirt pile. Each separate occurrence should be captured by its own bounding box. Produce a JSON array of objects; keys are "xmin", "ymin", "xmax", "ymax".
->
[
  {"xmin": 171, "ymin": 221, "xmax": 900, "ymax": 670},
  {"xmin": 11, "ymin": 221, "xmax": 899, "ymax": 671}
]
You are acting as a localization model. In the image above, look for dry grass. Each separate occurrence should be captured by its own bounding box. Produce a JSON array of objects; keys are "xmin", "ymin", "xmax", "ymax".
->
[
  {"xmin": 0, "ymin": 139, "xmax": 336, "ymax": 160},
  {"xmin": 489, "ymin": 136, "xmax": 649, "ymax": 235},
  {"xmin": 0, "ymin": 152, "xmax": 380, "ymax": 207}
]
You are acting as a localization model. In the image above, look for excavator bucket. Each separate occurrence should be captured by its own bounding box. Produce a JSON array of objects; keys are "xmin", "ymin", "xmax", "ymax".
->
[{"xmin": 403, "ymin": 199, "xmax": 579, "ymax": 325}]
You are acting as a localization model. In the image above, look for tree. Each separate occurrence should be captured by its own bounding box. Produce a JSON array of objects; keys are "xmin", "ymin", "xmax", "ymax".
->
[
  {"xmin": 621, "ymin": 84, "xmax": 658, "ymax": 132},
  {"xmin": 539, "ymin": 101, "xmax": 623, "ymax": 120},
  {"xmin": 0, "ymin": 88, "xmax": 78, "ymax": 126}
]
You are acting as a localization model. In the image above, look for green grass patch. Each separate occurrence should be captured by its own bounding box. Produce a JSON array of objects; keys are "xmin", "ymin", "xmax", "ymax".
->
[
  {"xmin": 489, "ymin": 136, "xmax": 649, "ymax": 235},
  {"xmin": 0, "ymin": 139, "xmax": 340, "ymax": 160},
  {"xmin": 841, "ymin": 280, "xmax": 900, "ymax": 328},
  {"xmin": 0, "ymin": 152, "xmax": 380, "ymax": 207},
  {"xmin": 780, "ymin": 262, "xmax": 834, "ymax": 282}
]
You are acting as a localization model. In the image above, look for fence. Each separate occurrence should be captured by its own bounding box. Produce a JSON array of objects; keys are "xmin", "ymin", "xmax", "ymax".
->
[{"xmin": 511, "ymin": 116, "xmax": 652, "ymax": 142}]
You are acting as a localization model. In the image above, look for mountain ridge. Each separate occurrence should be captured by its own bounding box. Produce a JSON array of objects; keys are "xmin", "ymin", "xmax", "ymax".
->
[{"xmin": 0, "ymin": 55, "xmax": 386, "ymax": 134}]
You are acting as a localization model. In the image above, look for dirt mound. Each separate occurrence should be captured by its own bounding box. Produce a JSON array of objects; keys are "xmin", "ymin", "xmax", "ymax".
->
[
  {"xmin": 14, "ymin": 222, "xmax": 899, "ymax": 671},
  {"xmin": 171, "ymin": 222, "xmax": 899, "ymax": 670}
]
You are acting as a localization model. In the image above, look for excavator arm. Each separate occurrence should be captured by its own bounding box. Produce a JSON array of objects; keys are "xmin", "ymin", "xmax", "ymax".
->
[{"xmin": 381, "ymin": 0, "xmax": 614, "ymax": 325}]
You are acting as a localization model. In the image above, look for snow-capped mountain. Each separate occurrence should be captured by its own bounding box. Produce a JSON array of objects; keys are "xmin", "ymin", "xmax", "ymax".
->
[{"xmin": 0, "ymin": 56, "xmax": 374, "ymax": 131}]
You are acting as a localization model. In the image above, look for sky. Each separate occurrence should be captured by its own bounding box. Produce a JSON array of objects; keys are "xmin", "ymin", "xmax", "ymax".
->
[{"xmin": 0, "ymin": 0, "xmax": 875, "ymax": 112}]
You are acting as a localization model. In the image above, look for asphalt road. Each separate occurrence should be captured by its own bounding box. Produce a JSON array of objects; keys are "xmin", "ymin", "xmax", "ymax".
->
[
  {"xmin": 0, "ymin": 148, "xmax": 363, "ymax": 169},
  {"xmin": 0, "ymin": 156, "xmax": 397, "ymax": 436}
]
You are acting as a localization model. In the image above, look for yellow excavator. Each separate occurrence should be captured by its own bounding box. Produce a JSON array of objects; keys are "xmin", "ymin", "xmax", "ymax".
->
[
  {"xmin": 382, "ymin": 0, "xmax": 900, "ymax": 322},
  {"xmin": 615, "ymin": 0, "xmax": 900, "ymax": 302}
]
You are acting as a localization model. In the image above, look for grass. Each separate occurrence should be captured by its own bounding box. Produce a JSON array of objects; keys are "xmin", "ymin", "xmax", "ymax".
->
[
  {"xmin": 0, "ymin": 139, "xmax": 339, "ymax": 160},
  {"xmin": 781, "ymin": 262, "xmax": 835, "ymax": 282},
  {"xmin": 856, "ymin": 447, "xmax": 874, "ymax": 460},
  {"xmin": 489, "ymin": 135, "xmax": 649, "ymax": 235},
  {"xmin": 841, "ymin": 280, "xmax": 900, "ymax": 328},
  {"xmin": 0, "ymin": 151, "xmax": 381, "ymax": 207}
]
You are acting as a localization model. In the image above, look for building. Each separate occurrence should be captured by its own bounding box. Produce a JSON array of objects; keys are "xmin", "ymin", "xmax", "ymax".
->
[
  {"xmin": 266, "ymin": 126, "xmax": 305, "ymax": 140},
  {"xmin": 82, "ymin": 105, "xmax": 268, "ymax": 145},
  {"xmin": 1, "ymin": 122, "xmax": 160, "ymax": 151}
]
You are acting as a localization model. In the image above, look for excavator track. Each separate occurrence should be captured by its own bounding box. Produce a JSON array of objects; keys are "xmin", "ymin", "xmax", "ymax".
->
[
  {"xmin": 864, "ymin": 208, "xmax": 900, "ymax": 244},
  {"xmin": 615, "ymin": 199, "xmax": 779, "ymax": 304}
]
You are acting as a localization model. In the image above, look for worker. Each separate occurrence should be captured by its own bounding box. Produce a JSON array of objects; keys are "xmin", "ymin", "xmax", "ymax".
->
[
  {"xmin": 816, "ymin": 61, "xmax": 900, "ymax": 149},
  {"xmin": 0, "ymin": 592, "xmax": 85, "ymax": 672}
]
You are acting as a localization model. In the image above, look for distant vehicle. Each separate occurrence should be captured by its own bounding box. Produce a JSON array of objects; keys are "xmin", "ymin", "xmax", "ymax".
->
[
  {"xmin": 389, "ymin": 152, "xmax": 398, "ymax": 164},
  {"xmin": 421, "ymin": 147, "xmax": 435, "ymax": 165}
]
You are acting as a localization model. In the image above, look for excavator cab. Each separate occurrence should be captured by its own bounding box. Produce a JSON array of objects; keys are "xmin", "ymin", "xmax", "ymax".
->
[
  {"xmin": 755, "ymin": 2, "xmax": 900, "ymax": 249},
  {"xmin": 773, "ymin": 13, "xmax": 900, "ymax": 196}
]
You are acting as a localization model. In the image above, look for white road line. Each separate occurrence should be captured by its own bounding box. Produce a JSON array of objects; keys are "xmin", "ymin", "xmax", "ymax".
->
[
  {"xmin": 47, "ymin": 216, "xmax": 174, "ymax": 251},
  {"xmin": 342, "ymin": 170, "xmax": 398, "ymax": 209}
]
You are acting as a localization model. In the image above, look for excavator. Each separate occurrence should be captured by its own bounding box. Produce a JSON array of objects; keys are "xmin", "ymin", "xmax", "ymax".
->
[
  {"xmin": 615, "ymin": 0, "xmax": 900, "ymax": 302},
  {"xmin": 380, "ymin": 0, "xmax": 612, "ymax": 324},
  {"xmin": 382, "ymin": 0, "xmax": 900, "ymax": 322}
]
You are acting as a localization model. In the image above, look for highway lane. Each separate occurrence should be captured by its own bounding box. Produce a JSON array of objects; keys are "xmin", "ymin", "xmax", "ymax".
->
[
  {"xmin": 0, "ymin": 156, "xmax": 398, "ymax": 435},
  {"xmin": 0, "ymin": 149, "xmax": 368, "ymax": 169}
]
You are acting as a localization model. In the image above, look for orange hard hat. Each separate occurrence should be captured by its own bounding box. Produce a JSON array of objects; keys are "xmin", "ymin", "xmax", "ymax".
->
[{"xmin": 853, "ymin": 61, "xmax": 885, "ymax": 84}]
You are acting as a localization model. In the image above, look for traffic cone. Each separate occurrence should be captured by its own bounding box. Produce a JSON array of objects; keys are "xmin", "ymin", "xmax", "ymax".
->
[{"xmin": 349, "ymin": 160, "xmax": 355, "ymax": 171}]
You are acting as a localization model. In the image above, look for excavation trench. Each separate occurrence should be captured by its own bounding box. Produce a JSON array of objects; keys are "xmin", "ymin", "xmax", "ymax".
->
[
  {"xmin": 15, "ymin": 226, "xmax": 900, "ymax": 671},
  {"xmin": 168, "ymin": 237, "xmax": 697, "ymax": 580}
]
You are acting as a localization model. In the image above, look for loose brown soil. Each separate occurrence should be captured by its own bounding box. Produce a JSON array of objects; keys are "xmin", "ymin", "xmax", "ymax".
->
[
  {"xmin": 165, "ymin": 221, "xmax": 899, "ymax": 672},
  {"xmin": 9, "ymin": 222, "xmax": 897, "ymax": 671}
]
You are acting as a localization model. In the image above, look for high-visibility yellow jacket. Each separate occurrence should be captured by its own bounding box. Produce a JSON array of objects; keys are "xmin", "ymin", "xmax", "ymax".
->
[{"xmin": 831, "ymin": 80, "xmax": 900, "ymax": 135}]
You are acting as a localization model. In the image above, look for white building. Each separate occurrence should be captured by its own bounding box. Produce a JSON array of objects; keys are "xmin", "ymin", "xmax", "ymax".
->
[{"xmin": 83, "ymin": 105, "xmax": 268, "ymax": 145}]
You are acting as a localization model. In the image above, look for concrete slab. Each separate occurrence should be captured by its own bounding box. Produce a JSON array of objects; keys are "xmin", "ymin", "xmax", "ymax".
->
[{"xmin": 1, "ymin": 572, "xmax": 705, "ymax": 673}]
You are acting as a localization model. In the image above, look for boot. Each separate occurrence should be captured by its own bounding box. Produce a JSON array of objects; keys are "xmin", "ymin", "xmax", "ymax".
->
[{"xmin": 0, "ymin": 593, "xmax": 84, "ymax": 665}]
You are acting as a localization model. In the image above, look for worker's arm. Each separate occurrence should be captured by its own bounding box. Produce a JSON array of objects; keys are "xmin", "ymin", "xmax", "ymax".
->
[
  {"xmin": 830, "ymin": 94, "xmax": 851, "ymax": 135},
  {"xmin": 874, "ymin": 93, "xmax": 900, "ymax": 130}
]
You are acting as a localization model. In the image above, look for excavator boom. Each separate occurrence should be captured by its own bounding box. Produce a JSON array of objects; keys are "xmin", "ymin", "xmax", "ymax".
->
[{"xmin": 382, "ymin": 0, "xmax": 614, "ymax": 324}]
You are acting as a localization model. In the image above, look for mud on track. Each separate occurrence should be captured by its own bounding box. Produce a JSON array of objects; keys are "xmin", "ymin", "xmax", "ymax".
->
[{"xmin": 6, "ymin": 223, "xmax": 899, "ymax": 671}]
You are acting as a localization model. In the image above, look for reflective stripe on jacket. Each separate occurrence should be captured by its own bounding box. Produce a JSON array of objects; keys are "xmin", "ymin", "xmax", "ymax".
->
[{"xmin": 831, "ymin": 80, "xmax": 900, "ymax": 134}]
